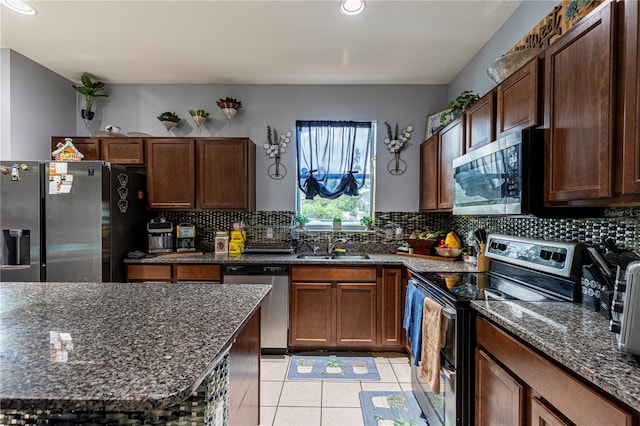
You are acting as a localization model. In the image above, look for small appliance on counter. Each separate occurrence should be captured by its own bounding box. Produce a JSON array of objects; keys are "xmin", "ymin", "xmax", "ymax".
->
[
  {"xmin": 176, "ymin": 223, "xmax": 196, "ymax": 252},
  {"xmin": 147, "ymin": 218, "xmax": 173, "ymax": 254}
]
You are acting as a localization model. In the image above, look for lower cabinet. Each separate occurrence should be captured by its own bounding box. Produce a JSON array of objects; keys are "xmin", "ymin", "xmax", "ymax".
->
[
  {"xmin": 289, "ymin": 265, "xmax": 404, "ymax": 351},
  {"xmin": 126, "ymin": 263, "xmax": 221, "ymax": 283},
  {"xmin": 290, "ymin": 266, "xmax": 377, "ymax": 348},
  {"xmin": 229, "ymin": 307, "xmax": 260, "ymax": 426},
  {"xmin": 476, "ymin": 317, "xmax": 635, "ymax": 426}
]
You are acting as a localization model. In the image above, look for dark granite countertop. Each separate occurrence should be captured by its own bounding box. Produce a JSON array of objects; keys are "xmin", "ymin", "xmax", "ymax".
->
[
  {"xmin": 125, "ymin": 252, "xmax": 477, "ymax": 274},
  {"xmin": 0, "ymin": 282, "xmax": 270, "ymax": 412},
  {"xmin": 472, "ymin": 300, "xmax": 640, "ymax": 411}
]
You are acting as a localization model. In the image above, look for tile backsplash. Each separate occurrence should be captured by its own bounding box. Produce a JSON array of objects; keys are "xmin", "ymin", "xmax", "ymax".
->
[{"xmin": 157, "ymin": 208, "xmax": 639, "ymax": 253}]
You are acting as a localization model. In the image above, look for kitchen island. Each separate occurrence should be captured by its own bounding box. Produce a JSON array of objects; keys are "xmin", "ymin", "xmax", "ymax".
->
[{"xmin": 0, "ymin": 282, "xmax": 270, "ymax": 425}]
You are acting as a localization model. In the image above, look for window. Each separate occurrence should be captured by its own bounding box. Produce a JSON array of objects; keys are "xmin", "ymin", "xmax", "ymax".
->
[{"xmin": 296, "ymin": 120, "xmax": 375, "ymax": 229}]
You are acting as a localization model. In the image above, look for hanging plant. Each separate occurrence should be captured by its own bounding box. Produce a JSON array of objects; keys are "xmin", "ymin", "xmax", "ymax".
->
[{"xmin": 383, "ymin": 122, "xmax": 413, "ymax": 153}]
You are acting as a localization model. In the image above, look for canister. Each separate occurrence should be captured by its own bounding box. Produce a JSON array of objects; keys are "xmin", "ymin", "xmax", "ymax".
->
[{"xmin": 215, "ymin": 231, "xmax": 229, "ymax": 254}]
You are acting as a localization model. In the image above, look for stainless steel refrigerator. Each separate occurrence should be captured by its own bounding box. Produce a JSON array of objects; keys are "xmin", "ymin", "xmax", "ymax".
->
[{"xmin": 1, "ymin": 161, "xmax": 147, "ymax": 282}]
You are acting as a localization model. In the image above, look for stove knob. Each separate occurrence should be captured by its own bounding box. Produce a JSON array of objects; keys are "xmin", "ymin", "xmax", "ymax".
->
[
  {"xmin": 612, "ymin": 300, "xmax": 624, "ymax": 313},
  {"xmin": 551, "ymin": 252, "xmax": 566, "ymax": 262},
  {"xmin": 540, "ymin": 250, "xmax": 551, "ymax": 260},
  {"xmin": 615, "ymin": 280, "xmax": 627, "ymax": 293},
  {"xmin": 609, "ymin": 320, "xmax": 621, "ymax": 334}
]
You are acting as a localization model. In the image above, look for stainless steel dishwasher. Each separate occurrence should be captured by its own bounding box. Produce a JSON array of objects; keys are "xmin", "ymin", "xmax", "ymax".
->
[{"xmin": 223, "ymin": 264, "xmax": 289, "ymax": 354}]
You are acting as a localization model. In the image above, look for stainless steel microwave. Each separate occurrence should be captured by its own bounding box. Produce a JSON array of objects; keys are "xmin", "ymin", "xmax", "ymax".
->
[{"xmin": 452, "ymin": 129, "xmax": 543, "ymax": 216}]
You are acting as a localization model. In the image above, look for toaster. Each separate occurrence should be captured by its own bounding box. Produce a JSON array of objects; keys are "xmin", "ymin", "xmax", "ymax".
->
[{"xmin": 609, "ymin": 260, "xmax": 640, "ymax": 355}]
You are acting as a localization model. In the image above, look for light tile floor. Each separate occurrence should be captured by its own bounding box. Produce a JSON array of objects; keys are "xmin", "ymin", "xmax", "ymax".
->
[{"xmin": 260, "ymin": 352, "xmax": 413, "ymax": 426}]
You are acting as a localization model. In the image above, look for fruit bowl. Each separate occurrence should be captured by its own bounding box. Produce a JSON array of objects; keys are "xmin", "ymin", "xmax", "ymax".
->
[
  {"xmin": 435, "ymin": 247, "xmax": 463, "ymax": 258},
  {"xmin": 403, "ymin": 238, "xmax": 437, "ymax": 255}
]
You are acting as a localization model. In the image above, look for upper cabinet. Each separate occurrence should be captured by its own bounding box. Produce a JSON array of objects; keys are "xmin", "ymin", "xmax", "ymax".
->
[
  {"xmin": 465, "ymin": 90, "xmax": 495, "ymax": 152},
  {"xmin": 146, "ymin": 138, "xmax": 197, "ymax": 209},
  {"xmin": 197, "ymin": 138, "xmax": 256, "ymax": 210},
  {"xmin": 620, "ymin": 0, "xmax": 640, "ymax": 197},
  {"xmin": 544, "ymin": 1, "xmax": 616, "ymax": 204},
  {"xmin": 100, "ymin": 138, "xmax": 144, "ymax": 165},
  {"xmin": 146, "ymin": 137, "xmax": 256, "ymax": 211},
  {"xmin": 496, "ymin": 57, "xmax": 541, "ymax": 139},
  {"xmin": 419, "ymin": 117, "xmax": 465, "ymax": 212},
  {"xmin": 51, "ymin": 137, "xmax": 144, "ymax": 165},
  {"xmin": 438, "ymin": 117, "xmax": 465, "ymax": 210}
]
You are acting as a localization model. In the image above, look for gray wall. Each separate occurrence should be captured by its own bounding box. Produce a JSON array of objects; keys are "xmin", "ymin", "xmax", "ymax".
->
[
  {"xmin": 79, "ymin": 83, "xmax": 447, "ymax": 212},
  {"xmin": 448, "ymin": 1, "xmax": 557, "ymax": 100},
  {"xmin": 0, "ymin": 49, "xmax": 75, "ymax": 161}
]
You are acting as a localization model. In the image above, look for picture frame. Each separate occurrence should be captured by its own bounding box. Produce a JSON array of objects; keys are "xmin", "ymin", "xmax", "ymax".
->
[{"xmin": 425, "ymin": 108, "xmax": 452, "ymax": 140}]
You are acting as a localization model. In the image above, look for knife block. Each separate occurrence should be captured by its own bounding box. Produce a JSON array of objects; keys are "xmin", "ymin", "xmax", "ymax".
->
[{"xmin": 477, "ymin": 243, "xmax": 490, "ymax": 272}]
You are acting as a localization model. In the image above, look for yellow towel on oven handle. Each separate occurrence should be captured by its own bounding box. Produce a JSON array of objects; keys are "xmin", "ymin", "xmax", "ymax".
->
[{"xmin": 419, "ymin": 297, "xmax": 447, "ymax": 395}]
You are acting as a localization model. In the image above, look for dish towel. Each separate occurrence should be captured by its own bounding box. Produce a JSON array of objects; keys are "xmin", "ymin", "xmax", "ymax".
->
[
  {"xmin": 419, "ymin": 297, "xmax": 446, "ymax": 394},
  {"xmin": 402, "ymin": 281, "xmax": 426, "ymax": 366}
]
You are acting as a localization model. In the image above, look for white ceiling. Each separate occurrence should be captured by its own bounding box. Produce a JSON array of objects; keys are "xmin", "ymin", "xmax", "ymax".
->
[{"xmin": 0, "ymin": 0, "xmax": 522, "ymax": 85}]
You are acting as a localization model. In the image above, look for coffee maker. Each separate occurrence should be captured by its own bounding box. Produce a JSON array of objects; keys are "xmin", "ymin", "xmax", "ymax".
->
[
  {"xmin": 147, "ymin": 218, "xmax": 173, "ymax": 253},
  {"xmin": 176, "ymin": 223, "xmax": 196, "ymax": 252}
]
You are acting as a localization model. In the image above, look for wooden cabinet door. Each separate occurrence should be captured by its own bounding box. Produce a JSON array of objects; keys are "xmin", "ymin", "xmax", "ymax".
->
[
  {"xmin": 621, "ymin": 0, "xmax": 640, "ymax": 196},
  {"xmin": 100, "ymin": 138, "xmax": 144, "ymax": 165},
  {"xmin": 438, "ymin": 117, "xmax": 464, "ymax": 209},
  {"xmin": 146, "ymin": 139, "xmax": 196, "ymax": 209},
  {"xmin": 419, "ymin": 135, "xmax": 439, "ymax": 211},
  {"xmin": 544, "ymin": 2, "xmax": 615, "ymax": 203},
  {"xmin": 380, "ymin": 267, "xmax": 403, "ymax": 347},
  {"xmin": 530, "ymin": 396, "xmax": 571, "ymax": 426},
  {"xmin": 198, "ymin": 138, "xmax": 256, "ymax": 210},
  {"xmin": 475, "ymin": 348, "xmax": 524, "ymax": 426},
  {"xmin": 289, "ymin": 282, "xmax": 333, "ymax": 346},
  {"xmin": 336, "ymin": 282, "xmax": 377, "ymax": 346},
  {"xmin": 465, "ymin": 91, "xmax": 495, "ymax": 152},
  {"xmin": 51, "ymin": 137, "xmax": 99, "ymax": 160},
  {"xmin": 174, "ymin": 264, "xmax": 221, "ymax": 283},
  {"xmin": 496, "ymin": 58, "xmax": 541, "ymax": 139},
  {"xmin": 126, "ymin": 264, "xmax": 172, "ymax": 283},
  {"xmin": 229, "ymin": 307, "xmax": 260, "ymax": 426}
]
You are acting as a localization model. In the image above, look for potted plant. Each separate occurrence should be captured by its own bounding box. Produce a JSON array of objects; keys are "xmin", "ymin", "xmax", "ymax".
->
[
  {"xmin": 71, "ymin": 72, "xmax": 108, "ymax": 121},
  {"xmin": 157, "ymin": 111, "xmax": 181, "ymax": 132},
  {"xmin": 440, "ymin": 90, "xmax": 481, "ymax": 124},
  {"xmin": 360, "ymin": 216, "xmax": 373, "ymax": 230},
  {"xmin": 295, "ymin": 214, "xmax": 309, "ymax": 229},
  {"xmin": 189, "ymin": 109, "xmax": 209, "ymax": 127},
  {"xmin": 296, "ymin": 358, "xmax": 314, "ymax": 374},
  {"xmin": 350, "ymin": 359, "xmax": 369, "ymax": 374},
  {"xmin": 323, "ymin": 358, "xmax": 344, "ymax": 374},
  {"xmin": 332, "ymin": 217, "xmax": 342, "ymax": 231}
]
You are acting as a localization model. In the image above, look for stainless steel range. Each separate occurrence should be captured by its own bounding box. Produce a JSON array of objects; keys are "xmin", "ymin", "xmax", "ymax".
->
[{"xmin": 408, "ymin": 234, "xmax": 584, "ymax": 426}]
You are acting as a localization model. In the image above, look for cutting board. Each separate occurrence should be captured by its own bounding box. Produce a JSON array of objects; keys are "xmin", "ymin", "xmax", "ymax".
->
[{"xmin": 395, "ymin": 251, "xmax": 459, "ymax": 262}]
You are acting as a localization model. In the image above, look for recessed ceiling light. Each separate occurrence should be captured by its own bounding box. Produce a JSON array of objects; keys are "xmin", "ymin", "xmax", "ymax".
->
[
  {"xmin": 340, "ymin": 0, "xmax": 365, "ymax": 16},
  {"xmin": 2, "ymin": 0, "xmax": 36, "ymax": 16}
]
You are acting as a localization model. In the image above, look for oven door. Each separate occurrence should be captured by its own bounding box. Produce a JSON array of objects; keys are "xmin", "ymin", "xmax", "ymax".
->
[{"xmin": 409, "ymin": 280, "xmax": 458, "ymax": 425}]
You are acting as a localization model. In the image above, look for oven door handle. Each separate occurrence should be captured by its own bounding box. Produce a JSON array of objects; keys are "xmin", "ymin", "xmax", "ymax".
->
[
  {"xmin": 442, "ymin": 307, "xmax": 457, "ymax": 320},
  {"xmin": 442, "ymin": 365, "xmax": 456, "ymax": 380}
]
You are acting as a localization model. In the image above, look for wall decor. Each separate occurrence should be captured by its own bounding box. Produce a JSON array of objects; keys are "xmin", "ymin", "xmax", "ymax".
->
[
  {"xmin": 71, "ymin": 72, "xmax": 108, "ymax": 136},
  {"xmin": 189, "ymin": 109, "xmax": 209, "ymax": 135},
  {"xmin": 157, "ymin": 112, "xmax": 181, "ymax": 134},
  {"xmin": 216, "ymin": 97, "xmax": 242, "ymax": 125},
  {"xmin": 425, "ymin": 108, "xmax": 452, "ymax": 139},
  {"xmin": 383, "ymin": 121, "xmax": 412, "ymax": 175},
  {"xmin": 263, "ymin": 125, "xmax": 292, "ymax": 180}
]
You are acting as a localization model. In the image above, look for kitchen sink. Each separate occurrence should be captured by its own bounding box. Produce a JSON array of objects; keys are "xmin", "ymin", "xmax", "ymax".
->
[{"xmin": 296, "ymin": 254, "xmax": 371, "ymax": 260}]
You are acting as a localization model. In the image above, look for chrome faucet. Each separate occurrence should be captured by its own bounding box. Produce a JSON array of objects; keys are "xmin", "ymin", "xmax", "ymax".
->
[{"xmin": 327, "ymin": 233, "xmax": 347, "ymax": 254}]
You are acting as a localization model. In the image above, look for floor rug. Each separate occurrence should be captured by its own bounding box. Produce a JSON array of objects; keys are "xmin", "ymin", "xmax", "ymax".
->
[
  {"xmin": 287, "ymin": 354, "xmax": 380, "ymax": 381},
  {"xmin": 359, "ymin": 391, "xmax": 427, "ymax": 426}
]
